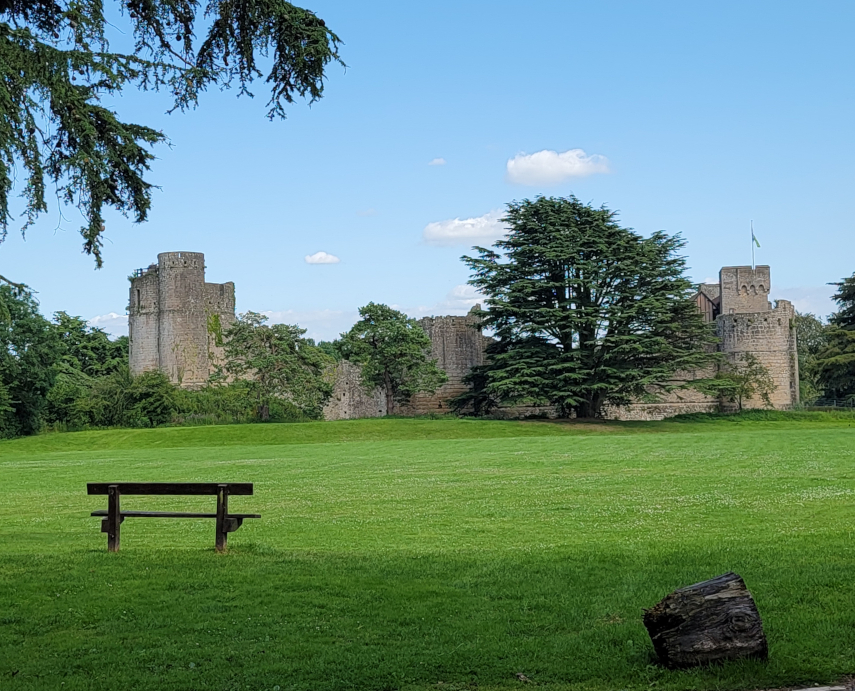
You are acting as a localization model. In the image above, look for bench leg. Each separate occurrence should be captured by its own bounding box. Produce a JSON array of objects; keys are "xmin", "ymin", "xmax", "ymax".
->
[
  {"xmin": 107, "ymin": 485, "xmax": 121, "ymax": 552},
  {"xmin": 215, "ymin": 484, "xmax": 229, "ymax": 552}
]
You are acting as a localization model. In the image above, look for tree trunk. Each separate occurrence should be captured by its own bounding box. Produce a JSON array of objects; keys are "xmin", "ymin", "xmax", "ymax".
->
[
  {"xmin": 577, "ymin": 394, "xmax": 602, "ymax": 418},
  {"xmin": 643, "ymin": 572, "xmax": 768, "ymax": 669},
  {"xmin": 384, "ymin": 372, "xmax": 394, "ymax": 415},
  {"xmin": 259, "ymin": 403, "xmax": 270, "ymax": 421}
]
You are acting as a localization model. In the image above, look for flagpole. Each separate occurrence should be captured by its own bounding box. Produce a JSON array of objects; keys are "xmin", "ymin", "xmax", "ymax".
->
[{"xmin": 751, "ymin": 220, "xmax": 755, "ymax": 269}]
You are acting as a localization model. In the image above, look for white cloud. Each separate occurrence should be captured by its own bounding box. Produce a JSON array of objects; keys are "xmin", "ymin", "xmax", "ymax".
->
[
  {"xmin": 357, "ymin": 208, "xmax": 378, "ymax": 217},
  {"xmin": 411, "ymin": 284, "xmax": 485, "ymax": 316},
  {"xmin": 428, "ymin": 158, "xmax": 446, "ymax": 166},
  {"xmin": 305, "ymin": 251, "xmax": 340, "ymax": 265},
  {"xmin": 506, "ymin": 148, "xmax": 610, "ymax": 185},
  {"xmin": 423, "ymin": 209, "xmax": 508, "ymax": 247},
  {"xmin": 772, "ymin": 286, "xmax": 836, "ymax": 319},
  {"xmin": 87, "ymin": 312, "xmax": 128, "ymax": 338}
]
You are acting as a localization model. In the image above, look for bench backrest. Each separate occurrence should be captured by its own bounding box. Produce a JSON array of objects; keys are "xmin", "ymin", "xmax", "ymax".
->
[{"xmin": 87, "ymin": 482, "xmax": 253, "ymax": 496}]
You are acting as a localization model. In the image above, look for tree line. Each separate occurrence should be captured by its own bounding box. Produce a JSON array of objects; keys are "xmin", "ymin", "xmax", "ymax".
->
[
  {"xmin": 0, "ymin": 287, "xmax": 447, "ymax": 438},
  {"xmin": 453, "ymin": 197, "xmax": 854, "ymax": 416},
  {"xmin": 4, "ymin": 196, "xmax": 855, "ymax": 439}
]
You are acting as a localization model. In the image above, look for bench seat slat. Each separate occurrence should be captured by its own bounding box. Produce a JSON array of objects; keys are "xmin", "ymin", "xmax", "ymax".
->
[
  {"xmin": 87, "ymin": 482, "xmax": 253, "ymax": 496},
  {"xmin": 90, "ymin": 510, "xmax": 261, "ymax": 519}
]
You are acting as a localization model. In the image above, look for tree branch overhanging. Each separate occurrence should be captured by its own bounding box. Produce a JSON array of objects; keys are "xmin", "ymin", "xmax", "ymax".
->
[{"xmin": 0, "ymin": 0, "xmax": 344, "ymax": 265}]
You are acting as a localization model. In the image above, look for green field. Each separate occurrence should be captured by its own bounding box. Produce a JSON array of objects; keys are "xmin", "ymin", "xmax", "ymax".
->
[{"xmin": 1, "ymin": 417, "xmax": 854, "ymax": 691}]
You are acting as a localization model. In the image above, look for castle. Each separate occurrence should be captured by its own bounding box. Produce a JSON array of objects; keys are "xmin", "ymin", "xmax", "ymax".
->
[
  {"xmin": 128, "ymin": 252, "xmax": 235, "ymax": 387},
  {"xmin": 605, "ymin": 265, "xmax": 799, "ymax": 419},
  {"xmin": 128, "ymin": 254, "xmax": 798, "ymax": 418}
]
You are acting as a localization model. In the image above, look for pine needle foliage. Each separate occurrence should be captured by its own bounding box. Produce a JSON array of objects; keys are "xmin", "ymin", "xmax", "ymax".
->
[
  {"xmin": 463, "ymin": 196, "xmax": 718, "ymax": 418},
  {"xmin": 829, "ymin": 273, "xmax": 855, "ymax": 330},
  {"xmin": 0, "ymin": 0, "xmax": 343, "ymax": 266},
  {"xmin": 816, "ymin": 272, "xmax": 855, "ymax": 400}
]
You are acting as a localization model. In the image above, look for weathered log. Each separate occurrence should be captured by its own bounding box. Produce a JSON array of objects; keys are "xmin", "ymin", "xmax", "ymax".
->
[{"xmin": 643, "ymin": 572, "xmax": 768, "ymax": 668}]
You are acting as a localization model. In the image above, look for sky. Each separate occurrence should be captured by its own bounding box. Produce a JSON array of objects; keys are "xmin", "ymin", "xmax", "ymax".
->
[{"xmin": 3, "ymin": 0, "xmax": 854, "ymax": 340}]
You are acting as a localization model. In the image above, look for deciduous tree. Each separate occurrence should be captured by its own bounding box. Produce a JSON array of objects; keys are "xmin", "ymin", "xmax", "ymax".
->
[
  {"xmin": 340, "ymin": 303, "xmax": 447, "ymax": 415},
  {"xmin": 52, "ymin": 311, "xmax": 127, "ymax": 376},
  {"xmin": 463, "ymin": 195, "xmax": 718, "ymax": 418},
  {"xmin": 794, "ymin": 310, "xmax": 829, "ymax": 403},
  {"xmin": 221, "ymin": 311, "xmax": 332, "ymax": 420},
  {"xmin": 696, "ymin": 352, "xmax": 775, "ymax": 412},
  {"xmin": 0, "ymin": 284, "xmax": 61, "ymax": 436}
]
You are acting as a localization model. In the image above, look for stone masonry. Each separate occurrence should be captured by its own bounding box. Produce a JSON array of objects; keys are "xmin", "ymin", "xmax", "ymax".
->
[
  {"xmin": 606, "ymin": 266, "xmax": 799, "ymax": 419},
  {"xmin": 128, "ymin": 252, "xmax": 235, "ymax": 388},
  {"xmin": 127, "ymin": 253, "xmax": 798, "ymax": 419},
  {"xmin": 403, "ymin": 308, "xmax": 493, "ymax": 414},
  {"xmin": 321, "ymin": 308, "xmax": 490, "ymax": 420},
  {"xmin": 322, "ymin": 360, "xmax": 387, "ymax": 419}
]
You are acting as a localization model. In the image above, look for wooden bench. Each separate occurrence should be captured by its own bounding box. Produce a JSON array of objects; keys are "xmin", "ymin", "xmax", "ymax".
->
[{"xmin": 88, "ymin": 482, "xmax": 260, "ymax": 552}]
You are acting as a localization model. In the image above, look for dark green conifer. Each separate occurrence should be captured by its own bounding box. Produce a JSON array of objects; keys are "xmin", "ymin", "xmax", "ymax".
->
[
  {"xmin": 0, "ymin": 0, "xmax": 342, "ymax": 268},
  {"xmin": 462, "ymin": 195, "xmax": 718, "ymax": 418}
]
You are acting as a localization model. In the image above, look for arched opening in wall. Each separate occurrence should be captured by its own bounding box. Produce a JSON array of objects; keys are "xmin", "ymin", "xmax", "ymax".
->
[
  {"xmin": 741, "ymin": 285, "xmax": 748, "ymax": 295},
  {"xmin": 136, "ymin": 289, "xmax": 140, "ymax": 306},
  {"xmin": 759, "ymin": 284, "xmax": 766, "ymax": 293},
  {"xmin": 750, "ymin": 285, "xmax": 757, "ymax": 295}
]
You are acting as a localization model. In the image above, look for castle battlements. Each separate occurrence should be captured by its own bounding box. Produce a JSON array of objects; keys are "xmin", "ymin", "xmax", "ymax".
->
[{"xmin": 126, "ymin": 254, "xmax": 799, "ymax": 417}]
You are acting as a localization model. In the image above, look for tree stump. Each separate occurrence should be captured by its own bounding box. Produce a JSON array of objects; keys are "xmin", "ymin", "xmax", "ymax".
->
[{"xmin": 643, "ymin": 572, "xmax": 768, "ymax": 668}]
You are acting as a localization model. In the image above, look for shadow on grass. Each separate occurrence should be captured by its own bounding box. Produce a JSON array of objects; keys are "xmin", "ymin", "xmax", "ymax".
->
[{"xmin": 1, "ymin": 539, "xmax": 853, "ymax": 691}]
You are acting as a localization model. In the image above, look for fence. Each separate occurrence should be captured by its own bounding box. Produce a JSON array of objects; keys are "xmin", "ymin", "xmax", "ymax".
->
[{"xmin": 808, "ymin": 398, "xmax": 855, "ymax": 409}]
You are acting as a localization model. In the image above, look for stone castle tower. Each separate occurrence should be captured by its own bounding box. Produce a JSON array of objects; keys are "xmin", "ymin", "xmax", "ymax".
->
[
  {"xmin": 128, "ymin": 252, "xmax": 235, "ymax": 388},
  {"xmin": 610, "ymin": 265, "xmax": 799, "ymax": 419},
  {"xmin": 709, "ymin": 266, "xmax": 799, "ymax": 409},
  {"xmin": 127, "ymin": 252, "xmax": 798, "ymax": 417},
  {"xmin": 405, "ymin": 309, "xmax": 493, "ymax": 414},
  {"xmin": 321, "ymin": 307, "xmax": 491, "ymax": 419}
]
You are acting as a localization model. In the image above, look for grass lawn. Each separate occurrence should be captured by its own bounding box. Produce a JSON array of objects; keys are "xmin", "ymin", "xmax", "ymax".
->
[{"xmin": 1, "ymin": 416, "xmax": 854, "ymax": 691}]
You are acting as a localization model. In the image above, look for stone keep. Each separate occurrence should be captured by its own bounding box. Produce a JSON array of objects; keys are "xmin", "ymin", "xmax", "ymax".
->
[
  {"xmin": 405, "ymin": 308, "xmax": 492, "ymax": 414},
  {"xmin": 128, "ymin": 252, "xmax": 235, "ymax": 387},
  {"xmin": 607, "ymin": 265, "xmax": 799, "ymax": 419},
  {"xmin": 716, "ymin": 266, "xmax": 798, "ymax": 409}
]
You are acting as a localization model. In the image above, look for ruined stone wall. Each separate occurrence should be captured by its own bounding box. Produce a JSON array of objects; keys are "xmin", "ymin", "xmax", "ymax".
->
[
  {"xmin": 204, "ymin": 281, "xmax": 236, "ymax": 374},
  {"xmin": 720, "ymin": 266, "xmax": 772, "ymax": 314},
  {"xmin": 717, "ymin": 299, "xmax": 799, "ymax": 409},
  {"xmin": 128, "ymin": 252, "xmax": 235, "ymax": 388},
  {"xmin": 602, "ymin": 366, "xmax": 719, "ymax": 421},
  {"xmin": 323, "ymin": 361, "xmax": 386, "ymax": 420},
  {"xmin": 128, "ymin": 267, "xmax": 159, "ymax": 376},
  {"xmin": 403, "ymin": 310, "xmax": 491, "ymax": 414}
]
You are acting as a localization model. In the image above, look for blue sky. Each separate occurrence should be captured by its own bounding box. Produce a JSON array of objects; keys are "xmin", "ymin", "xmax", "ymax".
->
[{"xmin": 3, "ymin": 0, "xmax": 854, "ymax": 339}]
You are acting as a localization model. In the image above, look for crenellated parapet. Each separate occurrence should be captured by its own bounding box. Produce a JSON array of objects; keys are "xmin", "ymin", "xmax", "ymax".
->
[
  {"xmin": 127, "ymin": 251, "xmax": 798, "ymax": 418},
  {"xmin": 716, "ymin": 298, "xmax": 798, "ymax": 409},
  {"xmin": 719, "ymin": 265, "xmax": 771, "ymax": 314}
]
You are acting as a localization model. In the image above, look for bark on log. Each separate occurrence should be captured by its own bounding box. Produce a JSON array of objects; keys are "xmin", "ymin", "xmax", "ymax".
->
[{"xmin": 643, "ymin": 572, "xmax": 768, "ymax": 668}]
